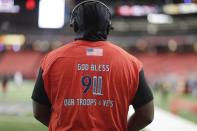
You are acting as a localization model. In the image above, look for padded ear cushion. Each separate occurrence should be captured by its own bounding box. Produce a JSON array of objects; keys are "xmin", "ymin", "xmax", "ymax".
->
[
  {"xmin": 106, "ymin": 23, "xmax": 110, "ymax": 35},
  {"xmin": 73, "ymin": 21, "xmax": 79, "ymax": 33}
]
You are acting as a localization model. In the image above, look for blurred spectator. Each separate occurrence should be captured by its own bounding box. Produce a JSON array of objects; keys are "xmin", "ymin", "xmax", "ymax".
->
[
  {"xmin": 184, "ymin": 80, "xmax": 191, "ymax": 94},
  {"xmin": 14, "ymin": 72, "xmax": 23, "ymax": 88},
  {"xmin": 1, "ymin": 76, "xmax": 9, "ymax": 95},
  {"xmin": 159, "ymin": 76, "xmax": 171, "ymax": 102},
  {"xmin": 186, "ymin": 72, "xmax": 197, "ymax": 97}
]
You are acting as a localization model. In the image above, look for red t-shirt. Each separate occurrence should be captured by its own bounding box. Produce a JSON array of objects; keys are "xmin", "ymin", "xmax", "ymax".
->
[{"xmin": 41, "ymin": 40, "xmax": 142, "ymax": 131}]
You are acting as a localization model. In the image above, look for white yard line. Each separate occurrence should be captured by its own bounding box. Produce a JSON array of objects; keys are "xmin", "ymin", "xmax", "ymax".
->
[
  {"xmin": 0, "ymin": 103, "xmax": 32, "ymax": 115},
  {"xmin": 128, "ymin": 106, "xmax": 197, "ymax": 131}
]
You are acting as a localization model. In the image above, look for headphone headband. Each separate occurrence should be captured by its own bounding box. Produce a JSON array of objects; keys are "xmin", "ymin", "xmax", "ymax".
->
[{"xmin": 70, "ymin": 0, "xmax": 112, "ymax": 27}]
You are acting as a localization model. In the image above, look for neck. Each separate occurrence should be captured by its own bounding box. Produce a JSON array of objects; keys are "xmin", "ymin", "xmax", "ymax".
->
[{"xmin": 75, "ymin": 30, "xmax": 108, "ymax": 41}]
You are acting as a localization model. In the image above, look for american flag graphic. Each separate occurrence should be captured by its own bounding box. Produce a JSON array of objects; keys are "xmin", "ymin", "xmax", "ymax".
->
[{"xmin": 86, "ymin": 48, "xmax": 103, "ymax": 56}]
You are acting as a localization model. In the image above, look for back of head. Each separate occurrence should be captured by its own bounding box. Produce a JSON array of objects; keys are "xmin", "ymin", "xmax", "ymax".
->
[{"xmin": 70, "ymin": 0, "xmax": 112, "ymax": 41}]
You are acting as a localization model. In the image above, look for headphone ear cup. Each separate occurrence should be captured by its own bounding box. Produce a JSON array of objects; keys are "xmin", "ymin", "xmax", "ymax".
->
[
  {"xmin": 109, "ymin": 21, "xmax": 114, "ymax": 30},
  {"xmin": 106, "ymin": 23, "xmax": 110, "ymax": 35},
  {"xmin": 73, "ymin": 21, "xmax": 79, "ymax": 32},
  {"xmin": 106, "ymin": 21, "xmax": 114, "ymax": 34}
]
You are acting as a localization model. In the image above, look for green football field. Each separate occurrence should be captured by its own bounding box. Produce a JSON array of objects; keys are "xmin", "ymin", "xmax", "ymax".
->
[
  {"xmin": 0, "ymin": 80, "xmax": 196, "ymax": 131},
  {"xmin": 0, "ymin": 115, "xmax": 47, "ymax": 131},
  {"xmin": 0, "ymin": 81, "xmax": 47, "ymax": 131},
  {"xmin": 154, "ymin": 91, "xmax": 197, "ymax": 123}
]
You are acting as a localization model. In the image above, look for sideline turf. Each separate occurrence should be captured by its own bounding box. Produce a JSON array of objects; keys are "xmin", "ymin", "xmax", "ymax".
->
[
  {"xmin": 0, "ymin": 81, "xmax": 47, "ymax": 131},
  {"xmin": 154, "ymin": 91, "xmax": 197, "ymax": 123},
  {"xmin": 0, "ymin": 81, "xmax": 34, "ymax": 103},
  {"xmin": 0, "ymin": 115, "xmax": 47, "ymax": 131}
]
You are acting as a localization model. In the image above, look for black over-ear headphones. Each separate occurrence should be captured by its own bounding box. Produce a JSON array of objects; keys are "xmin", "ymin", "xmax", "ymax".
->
[{"xmin": 70, "ymin": 0, "xmax": 113, "ymax": 30}]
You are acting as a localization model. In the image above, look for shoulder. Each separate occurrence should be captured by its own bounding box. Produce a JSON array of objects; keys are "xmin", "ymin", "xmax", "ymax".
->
[
  {"xmin": 105, "ymin": 41, "xmax": 128, "ymax": 54},
  {"xmin": 48, "ymin": 41, "xmax": 76, "ymax": 58},
  {"xmin": 106, "ymin": 41, "xmax": 143, "ymax": 69},
  {"xmin": 41, "ymin": 41, "xmax": 76, "ymax": 70},
  {"xmin": 106, "ymin": 41, "xmax": 135, "ymax": 58}
]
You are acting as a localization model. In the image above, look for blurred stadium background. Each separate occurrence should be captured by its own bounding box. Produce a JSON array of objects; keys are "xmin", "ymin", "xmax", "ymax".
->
[{"xmin": 0, "ymin": 0, "xmax": 197, "ymax": 131}]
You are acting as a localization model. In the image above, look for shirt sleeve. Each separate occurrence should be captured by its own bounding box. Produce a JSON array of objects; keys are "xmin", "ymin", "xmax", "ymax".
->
[
  {"xmin": 31, "ymin": 68, "xmax": 51, "ymax": 106},
  {"xmin": 132, "ymin": 69, "xmax": 153, "ymax": 110}
]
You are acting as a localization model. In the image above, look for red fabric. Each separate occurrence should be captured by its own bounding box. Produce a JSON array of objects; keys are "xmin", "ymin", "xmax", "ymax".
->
[{"xmin": 41, "ymin": 40, "xmax": 142, "ymax": 131}]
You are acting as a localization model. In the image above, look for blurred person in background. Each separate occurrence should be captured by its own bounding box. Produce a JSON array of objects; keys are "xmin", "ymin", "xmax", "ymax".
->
[
  {"xmin": 14, "ymin": 72, "xmax": 23, "ymax": 88},
  {"xmin": 32, "ymin": 0, "xmax": 154, "ymax": 131},
  {"xmin": 1, "ymin": 76, "xmax": 9, "ymax": 96},
  {"xmin": 186, "ymin": 72, "xmax": 197, "ymax": 98}
]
